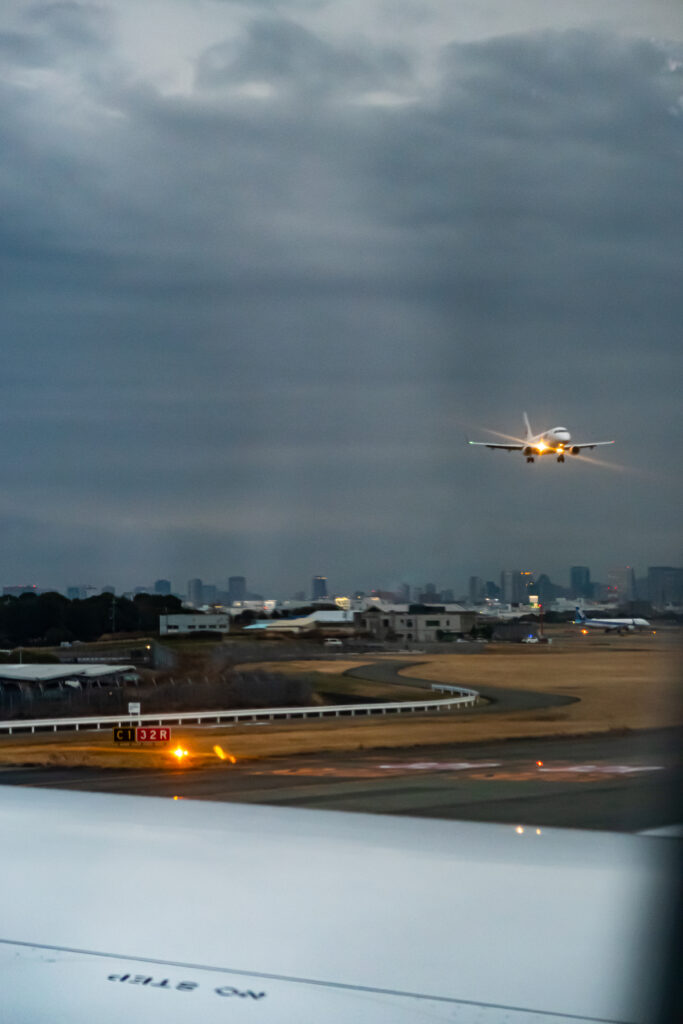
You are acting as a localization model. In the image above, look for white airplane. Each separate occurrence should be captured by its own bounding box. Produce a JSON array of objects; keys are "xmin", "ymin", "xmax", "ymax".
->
[
  {"xmin": 575, "ymin": 607, "xmax": 651, "ymax": 633},
  {"xmin": 467, "ymin": 413, "xmax": 615, "ymax": 463},
  {"xmin": 0, "ymin": 785, "xmax": 676, "ymax": 1023}
]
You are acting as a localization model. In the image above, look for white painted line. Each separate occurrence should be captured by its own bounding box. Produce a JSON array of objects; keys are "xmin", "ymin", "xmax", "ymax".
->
[{"xmin": 378, "ymin": 761, "xmax": 502, "ymax": 771}]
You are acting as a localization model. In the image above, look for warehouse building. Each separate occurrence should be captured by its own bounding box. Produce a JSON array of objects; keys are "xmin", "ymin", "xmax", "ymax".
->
[
  {"xmin": 358, "ymin": 605, "xmax": 476, "ymax": 642},
  {"xmin": 159, "ymin": 613, "xmax": 230, "ymax": 635}
]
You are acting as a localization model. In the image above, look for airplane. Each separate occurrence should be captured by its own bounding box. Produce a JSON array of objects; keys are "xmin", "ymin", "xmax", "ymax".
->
[
  {"xmin": 574, "ymin": 607, "xmax": 651, "ymax": 633},
  {"xmin": 467, "ymin": 413, "xmax": 615, "ymax": 463}
]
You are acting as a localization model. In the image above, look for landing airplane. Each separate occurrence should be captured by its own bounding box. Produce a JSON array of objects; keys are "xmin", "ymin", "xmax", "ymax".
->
[
  {"xmin": 574, "ymin": 607, "xmax": 651, "ymax": 633},
  {"xmin": 467, "ymin": 413, "xmax": 615, "ymax": 463}
]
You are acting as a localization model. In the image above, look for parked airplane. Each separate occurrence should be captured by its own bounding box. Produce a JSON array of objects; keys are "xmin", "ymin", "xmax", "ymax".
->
[
  {"xmin": 574, "ymin": 607, "xmax": 651, "ymax": 633},
  {"xmin": 467, "ymin": 414, "xmax": 615, "ymax": 463}
]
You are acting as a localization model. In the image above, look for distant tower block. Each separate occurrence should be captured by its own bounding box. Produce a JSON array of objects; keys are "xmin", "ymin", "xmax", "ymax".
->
[
  {"xmin": 228, "ymin": 576, "xmax": 246, "ymax": 603},
  {"xmin": 187, "ymin": 578, "xmax": 204, "ymax": 606},
  {"xmin": 312, "ymin": 576, "xmax": 328, "ymax": 601}
]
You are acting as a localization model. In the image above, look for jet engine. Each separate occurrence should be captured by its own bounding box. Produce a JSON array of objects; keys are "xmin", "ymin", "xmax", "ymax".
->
[
  {"xmin": 570, "ymin": 446, "xmax": 581, "ymax": 455},
  {"xmin": 523, "ymin": 446, "xmax": 533, "ymax": 456}
]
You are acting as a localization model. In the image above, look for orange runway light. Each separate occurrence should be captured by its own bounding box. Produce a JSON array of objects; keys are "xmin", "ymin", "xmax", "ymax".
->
[
  {"xmin": 536, "ymin": 761, "xmax": 544, "ymax": 767},
  {"xmin": 172, "ymin": 747, "xmax": 189, "ymax": 761},
  {"xmin": 581, "ymin": 629, "xmax": 589, "ymax": 635},
  {"xmin": 213, "ymin": 745, "xmax": 237, "ymax": 763}
]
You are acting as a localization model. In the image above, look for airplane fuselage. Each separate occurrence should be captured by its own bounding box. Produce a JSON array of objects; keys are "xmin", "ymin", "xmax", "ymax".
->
[
  {"xmin": 524, "ymin": 427, "xmax": 571, "ymax": 457},
  {"xmin": 575, "ymin": 611, "xmax": 650, "ymax": 633}
]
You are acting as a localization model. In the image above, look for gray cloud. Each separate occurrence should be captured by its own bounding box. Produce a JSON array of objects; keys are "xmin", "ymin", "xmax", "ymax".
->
[
  {"xmin": 196, "ymin": 15, "xmax": 411, "ymax": 95},
  {"xmin": 0, "ymin": 7, "xmax": 681, "ymax": 593}
]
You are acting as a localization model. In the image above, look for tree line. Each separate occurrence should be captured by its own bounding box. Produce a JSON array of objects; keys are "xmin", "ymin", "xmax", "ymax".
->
[{"xmin": 0, "ymin": 592, "xmax": 184, "ymax": 647}]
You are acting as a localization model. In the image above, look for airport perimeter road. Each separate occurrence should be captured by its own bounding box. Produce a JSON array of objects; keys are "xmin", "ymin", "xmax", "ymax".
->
[
  {"xmin": 1, "ymin": 728, "xmax": 680, "ymax": 833},
  {"xmin": 344, "ymin": 660, "xmax": 579, "ymax": 712}
]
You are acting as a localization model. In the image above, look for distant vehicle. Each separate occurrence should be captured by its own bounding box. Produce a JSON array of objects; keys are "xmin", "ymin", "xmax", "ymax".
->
[
  {"xmin": 324, "ymin": 638, "xmax": 343, "ymax": 647},
  {"xmin": 467, "ymin": 413, "xmax": 615, "ymax": 463},
  {"xmin": 574, "ymin": 607, "xmax": 651, "ymax": 633},
  {"xmin": 521, "ymin": 635, "xmax": 539, "ymax": 644}
]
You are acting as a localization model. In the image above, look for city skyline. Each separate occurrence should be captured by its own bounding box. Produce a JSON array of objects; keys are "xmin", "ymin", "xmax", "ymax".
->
[
  {"xmin": 1, "ymin": 1, "xmax": 681, "ymax": 592},
  {"xmin": 4, "ymin": 561, "xmax": 680, "ymax": 604}
]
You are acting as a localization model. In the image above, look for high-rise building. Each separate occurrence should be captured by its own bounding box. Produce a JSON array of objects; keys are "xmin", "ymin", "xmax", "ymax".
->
[
  {"xmin": 469, "ymin": 576, "xmax": 485, "ymax": 605},
  {"xmin": 647, "ymin": 566, "xmax": 683, "ymax": 607},
  {"xmin": 570, "ymin": 566, "xmax": 591, "ymax": 600},
  {"xmin": 397, "ymin": 582, "xmax": 411, "ymax": 603},
  {"xmin": 187, "ymin": 578, "xmax": 204, "ymax": 606},
  {"xmin": 607, "ymin": 567, "xmax": 635, "ymax": 604},
  {"xmin": 203, "ymin": 584, "xmax": 217, "ymax": 604},
  {"xmin": 228, "ymin": 576, "xmax": 246, "ymax": 603},
  {"xmin": 154, "ymin": 579, "xmax": 171, "ymax": 595},
  {"xmin": 420, "ymin": 583, "xmax": 438, "ymax": 603},
  {"xmin": 312, "ymin": 576, "xmax": 328, "ymax": 601},
  {"xmin": 501, "ymin": 570, "xmax": 534, "ymax": 605}
]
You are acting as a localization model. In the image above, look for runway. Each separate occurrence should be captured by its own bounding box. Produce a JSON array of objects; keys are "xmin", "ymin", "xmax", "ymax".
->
[{"xmin": 2, "ymin": 727, "xmax": 680, "ymax": 832}]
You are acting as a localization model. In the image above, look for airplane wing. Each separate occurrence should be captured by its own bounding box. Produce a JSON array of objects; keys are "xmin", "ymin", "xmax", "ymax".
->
[
  {"xmin": 0, "ymin": 785, "xmax": 679, "ymax": 1024},
  {"xmin": 568, "ymin": 441, "xmax": 615, "ymax": 450},
  {"xmin": 467, "ymin": 441, "xmax": 524, "ymax": 451}
]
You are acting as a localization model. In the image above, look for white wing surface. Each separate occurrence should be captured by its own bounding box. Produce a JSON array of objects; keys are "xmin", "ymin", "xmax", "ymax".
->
[
  {"xmin": 467, "ymin": 441, "xmax": 524, "ymax": 451},
  {"xmin": 0, "ymin": 786, "xmax": 677, "ymax": 1023},
  {"xmin": 568, "ymin": 441, "xmax": 616, "ymax": 450}
]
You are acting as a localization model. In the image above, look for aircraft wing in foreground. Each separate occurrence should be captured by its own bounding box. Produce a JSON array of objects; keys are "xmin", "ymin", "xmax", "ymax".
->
[{"xmin": 0, "ymin": 785, "xmax": 678, "ymax": 1023}]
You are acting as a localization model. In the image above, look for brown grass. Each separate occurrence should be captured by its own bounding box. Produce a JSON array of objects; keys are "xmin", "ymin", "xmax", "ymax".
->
[{"xmin": 1, "ymin": 631, "xmax": 679, "ymax": 768}]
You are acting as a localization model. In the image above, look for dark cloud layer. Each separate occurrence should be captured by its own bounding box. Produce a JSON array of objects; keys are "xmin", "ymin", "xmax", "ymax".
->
[{"xmin": 0, "ymin": 4, "xmax": 681, "ymax": 594}]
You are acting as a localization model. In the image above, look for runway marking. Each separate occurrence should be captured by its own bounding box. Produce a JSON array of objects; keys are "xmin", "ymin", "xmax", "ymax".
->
[
  {"xmin": 378, "ymin": 761, "xmax": 502, "ymax": 771},
  {"xmin": 537, "ymin": 764, "xmax": 665, "ymax": 775}
]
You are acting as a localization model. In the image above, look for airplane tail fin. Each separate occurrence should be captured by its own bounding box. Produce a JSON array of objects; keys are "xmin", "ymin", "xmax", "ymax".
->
[
  {"xmin": 574, "ymin": 606, "xmax": 586, "ymax": 622},
  {"xmin": 523, "ymin": 412, "xmax": 532, "ymax": 440}
]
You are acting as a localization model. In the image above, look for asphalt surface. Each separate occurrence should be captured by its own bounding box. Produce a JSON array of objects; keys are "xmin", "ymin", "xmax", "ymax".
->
[
  {"xmin": 344, "ymin": 659, "xmax": 580, "ymax": 712},
  {"xmin": 2, "ymin": 728, "xmax": 680, "ymax": 833}
]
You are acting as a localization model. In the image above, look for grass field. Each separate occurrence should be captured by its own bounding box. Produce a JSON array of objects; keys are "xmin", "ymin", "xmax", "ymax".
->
[{"xmin": 0, "ymin": 629, "xmax": 679, "ymax": 768}]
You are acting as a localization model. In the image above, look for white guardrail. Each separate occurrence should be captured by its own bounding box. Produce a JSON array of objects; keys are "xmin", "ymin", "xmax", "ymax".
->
[{"xmin": 0, "ymin": 688, "xmax": 479, "ymax": 735}]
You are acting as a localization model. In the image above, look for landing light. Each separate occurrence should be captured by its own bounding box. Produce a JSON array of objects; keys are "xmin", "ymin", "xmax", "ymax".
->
[
  {"xmin": 172, "ymin": 747, "xmax": 189, "ymax": 761},
  {"xmin": 213, "ymin": 745, "xmax": 237, "ymax": 763},
  {"xmin": 515, "ymin": 826, "xmax": 525, "ymax": 834}
]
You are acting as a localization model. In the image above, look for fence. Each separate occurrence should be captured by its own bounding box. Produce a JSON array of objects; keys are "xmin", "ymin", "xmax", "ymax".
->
[{"xmin": 0, "ymin": 688, "xmax": 479, "ymax": 734}]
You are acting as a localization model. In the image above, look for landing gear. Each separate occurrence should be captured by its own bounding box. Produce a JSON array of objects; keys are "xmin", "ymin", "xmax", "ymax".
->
[
  {"xmin": 526, "ymin": 457, "xmax": 534, "ymax": 463},
  {"xmin": 557, "ymin": 454, "xmax": 565, "ymax": 463}
]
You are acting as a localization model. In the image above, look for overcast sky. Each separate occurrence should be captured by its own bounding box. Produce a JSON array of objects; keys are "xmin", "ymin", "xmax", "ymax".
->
[{"xmin": 1, "ymin": 1, "xmax": 682, "ymax": 597}]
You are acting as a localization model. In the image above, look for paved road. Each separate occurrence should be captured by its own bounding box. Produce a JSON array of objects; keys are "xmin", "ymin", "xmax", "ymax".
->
[
  {"xmin": 1, "ymin": 728, "xmax": 680, "ymax": 833},
  {"xmin": 344, "ymin": 659, "xmax": 579, "ymax": 712}
]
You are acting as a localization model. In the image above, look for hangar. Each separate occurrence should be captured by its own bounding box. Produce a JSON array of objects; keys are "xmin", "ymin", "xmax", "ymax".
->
[{"xmin": 0, "ymin": 664, "xmax": 139, "ymax": 703}]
